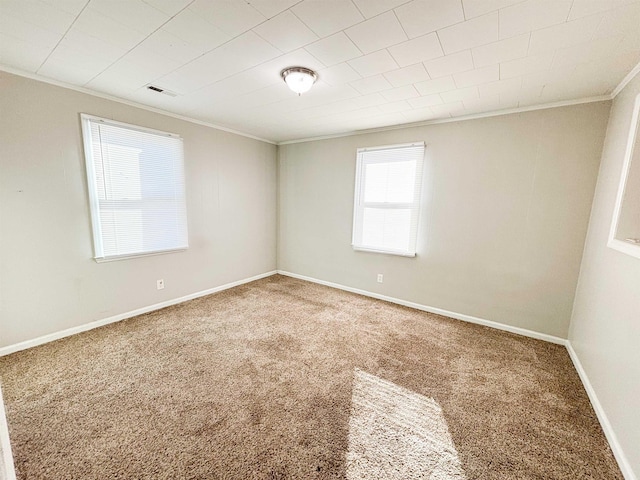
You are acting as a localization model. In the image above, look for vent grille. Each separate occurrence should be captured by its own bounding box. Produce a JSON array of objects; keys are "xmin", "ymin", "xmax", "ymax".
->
[{"xmin": 146, "ymin": 85, "xmax": 178, "ymax": 97}]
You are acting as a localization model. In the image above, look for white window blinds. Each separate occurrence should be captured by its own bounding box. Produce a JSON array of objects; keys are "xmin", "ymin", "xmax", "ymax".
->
[
  {"xmin": 352, "ymin": 142, "xmax": 425, "ymax": 257},
  {"xmin": 81, "ymin": 114, "xmax": 188, "ymax": 262}
]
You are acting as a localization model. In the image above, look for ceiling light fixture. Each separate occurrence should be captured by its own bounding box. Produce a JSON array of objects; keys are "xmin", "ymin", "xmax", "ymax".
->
[{"xmin": 281, "ymin": 67, "xmax": 318, "ymax": 95}]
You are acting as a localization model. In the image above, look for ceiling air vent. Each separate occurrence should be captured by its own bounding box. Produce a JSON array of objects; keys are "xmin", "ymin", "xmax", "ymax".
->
[{"xmin": 146, "ymin": 85, "xmax": 178, "ymax": 97}]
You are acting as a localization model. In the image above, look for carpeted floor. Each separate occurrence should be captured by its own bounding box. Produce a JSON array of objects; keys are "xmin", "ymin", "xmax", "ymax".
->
[{"xmin": 0, "ymin": 275, "xmax": 623, "ymax": 479}]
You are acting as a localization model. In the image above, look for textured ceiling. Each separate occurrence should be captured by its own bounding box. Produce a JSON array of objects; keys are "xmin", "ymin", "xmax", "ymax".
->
[{"xmin": 1, "ymin": 0, "xmax": 640, "ymax": 142}]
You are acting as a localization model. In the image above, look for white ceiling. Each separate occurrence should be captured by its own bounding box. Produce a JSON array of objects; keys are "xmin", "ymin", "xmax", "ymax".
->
[{"xmin": 1, "ymin": 0, "xmax": 639, "ymax": 143}]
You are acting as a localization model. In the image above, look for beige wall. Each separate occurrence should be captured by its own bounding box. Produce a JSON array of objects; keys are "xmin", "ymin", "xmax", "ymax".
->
[
  {"xmin": 0, "ymin": 65, "xmax": 635, "ymax": 475},
  {"xmin": 278, "ymin": 103, "xmax": 611, "ymax": 338},
  {"xmin": 0, "ymin": 72, "xmax": 277, "ymax": 348},
  {"xmin": 570, "ymin": 73, "xmax": 640, "ymax": 478}
]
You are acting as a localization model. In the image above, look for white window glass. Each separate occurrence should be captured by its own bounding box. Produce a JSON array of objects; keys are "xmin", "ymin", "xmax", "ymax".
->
[
  {"xmin": 352, "ymin": 142, "xmax": 425, "ymax": 256},
  {"xmin": 81, "ymin": 114, "xmax": 188, "ymax": 262}
]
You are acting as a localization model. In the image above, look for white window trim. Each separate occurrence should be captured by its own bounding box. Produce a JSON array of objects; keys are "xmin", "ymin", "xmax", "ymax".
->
[
  {"xmin": 352, "ymin": 141, "xmax": 425, "ymax": 257},
  {"xmin": 80, "ymin": 113, "xmax": 188, "ymax": 262},
  {"xmin": 607, "ymin": 93, "xmax": 640, "ymax": 260}
]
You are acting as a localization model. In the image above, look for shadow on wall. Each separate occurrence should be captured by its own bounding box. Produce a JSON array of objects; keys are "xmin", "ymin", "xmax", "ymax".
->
[{"xmin": 346, "ymin": 369, "xmax": 466, "ymax": 479}]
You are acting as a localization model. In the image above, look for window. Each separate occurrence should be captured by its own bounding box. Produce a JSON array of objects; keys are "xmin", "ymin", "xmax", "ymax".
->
[
  {"xmin": 609, "ymin": 92, "xmax": 640, "ymax": 259},
  {"xmin": 352, "ymin": 142, "xmax": 425, "ymax": 257},
  {"xmin": 81, "ymin": 114, "xmax": 188, "ymax": 262}
]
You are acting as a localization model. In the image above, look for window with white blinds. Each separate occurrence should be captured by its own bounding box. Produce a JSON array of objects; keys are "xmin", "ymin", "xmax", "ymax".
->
[
  {"xmin": 352, "ymin": 142, "xmax": 425, "ymax": 257},
  {"xmin": 81, "ymin": 114, "xmax": 188, "ymax": 262}
]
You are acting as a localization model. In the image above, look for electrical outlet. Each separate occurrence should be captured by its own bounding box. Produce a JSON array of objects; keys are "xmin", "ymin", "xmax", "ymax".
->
[
  {"xmin": 377, "ymin": 274, "xmax": 383, "ymax": 283},
  {"xmin": 157, "ymin": 279, "xmax": 164, "ymax": 290}
]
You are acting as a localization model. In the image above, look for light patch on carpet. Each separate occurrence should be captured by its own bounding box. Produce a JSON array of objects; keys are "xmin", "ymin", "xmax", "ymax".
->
[{"xmin": 346, "ymin": 369, "xmax": 466, "ymax": 479}]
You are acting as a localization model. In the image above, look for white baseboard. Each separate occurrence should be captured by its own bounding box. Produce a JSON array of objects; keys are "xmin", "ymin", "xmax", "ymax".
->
[
  {"xmin": 0, "ymin": 270, "xmax": 277, "ymax": 357},
  {"xmin": 278, "ymin": 270, "xmax": 635, "ymax": 479},
  {"xmin": 566, "ymin": 343, "xmax": 637, "ymax": 480},
  {"xmin": 277, "ymin": 270, "xmax": 568, "ymax": 345},
  {"xmin": 1, "ymin": 269, "xmax": 632, "ymax": 479},
  {"xmin": 0, "ymin": 385, "xmax": 16, "ymax": 480}
]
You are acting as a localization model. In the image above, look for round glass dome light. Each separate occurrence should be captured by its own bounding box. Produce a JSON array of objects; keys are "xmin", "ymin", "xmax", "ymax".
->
[{"xmin": 281, "ymin": 67, "xmax": 318, "ymax": 95}]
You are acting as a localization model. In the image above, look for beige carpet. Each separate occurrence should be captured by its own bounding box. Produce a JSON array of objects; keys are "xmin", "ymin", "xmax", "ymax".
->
[
  {"xmin": 0, "ymin": 275, "xmax": 623, "ymax": 479},
  {"xmin": 345, "ymin": 369, "xmax": 465, "ymax": 479}
]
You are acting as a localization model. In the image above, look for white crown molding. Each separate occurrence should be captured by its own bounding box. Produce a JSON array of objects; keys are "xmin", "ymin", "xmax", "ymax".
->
[
  {"xmin": 611, "ymin": 60, "xmax": 640, "ymax": 99},
  {"xmin": 279, "ymin": 58, "xmax": 640, "ymax": 145},
  {"xmin": 4, "ymin": 60, "xmax": 638, "ymax": 147},
  {"xmin": 277, "ymin": 95, "xmax": 612, "ymax": 145},
  {"xmin": 566, "ymin": 343, "xmax": 638, "ymax": 480},
  {"xmin": 0, "ymin": 64, "xmax": 277, "ymax": 145},
  {"xmin": 277, "ymin": 270, "xmax": 568, "ymax": 345},
  {"xmin": 0, "ymin": 270, "xmax": 277, "ymax": 356}
]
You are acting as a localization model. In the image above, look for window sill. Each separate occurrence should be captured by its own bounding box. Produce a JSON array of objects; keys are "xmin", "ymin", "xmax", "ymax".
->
[
  {"xmin": 607, "ymin": 239, "xmax": 640, "ymax": 260},
  {"xmin": 94, "ymin": 248, "xmax": 187, "ymax": 263},
  {"xmin": 352, "ymin": 245, "xmax": 416, "ymax": 257}
]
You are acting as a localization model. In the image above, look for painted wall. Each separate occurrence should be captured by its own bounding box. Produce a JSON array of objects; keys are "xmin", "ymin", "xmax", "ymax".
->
[
  {"xmin": 278, "ymin": 103, "xmax": 611, "ymax": 338},
  {"xmin": 0, "ymin": 72, "xmax": 277, "ymax": 348},
  {"xmin": 570, "ymin": 73, "xmax": 640, "ymax": 478}
]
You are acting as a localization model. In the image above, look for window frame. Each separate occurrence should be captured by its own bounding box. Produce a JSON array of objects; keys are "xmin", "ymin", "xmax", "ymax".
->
[
  {"xmin": 608, "ymin": 93, "xmax": 640, "ymax": 260},
  {"xmin": 80, "ymin": 113, "xmax": 188, "ymax": 263},
  {"xmin": 351, "ymin": 141, "xmax": 425, "ymax": 257}
]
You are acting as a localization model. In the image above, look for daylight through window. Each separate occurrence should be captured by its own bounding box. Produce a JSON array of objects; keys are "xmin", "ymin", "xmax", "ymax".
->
[
  {"xmin": 81, "ymin": 114, "xmax": 188, "ymax": 262},
  {"xmin": 352, "ymin": 142, "xmax": 425, "ymax": 257}
]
